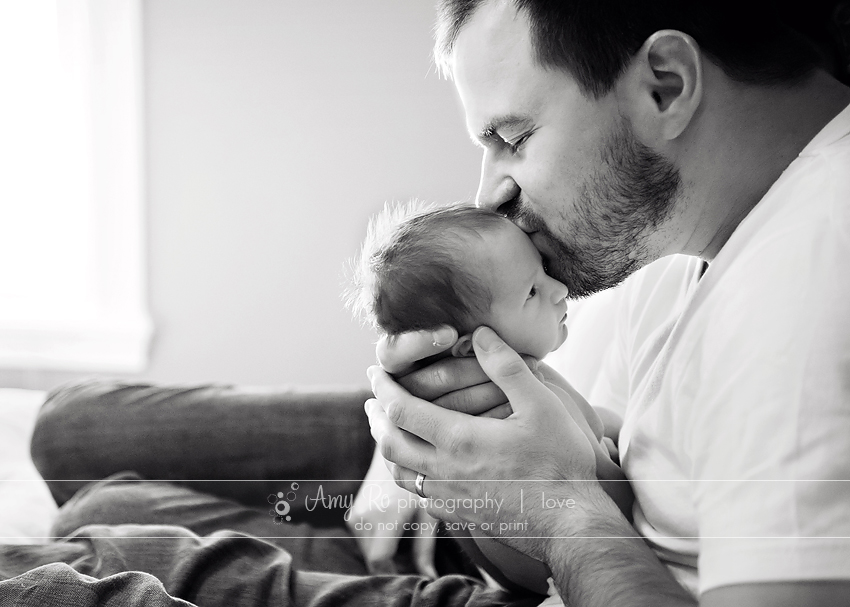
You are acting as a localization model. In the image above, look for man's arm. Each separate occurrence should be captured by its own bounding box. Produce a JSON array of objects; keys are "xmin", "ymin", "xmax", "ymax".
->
[
  {"xmin": 372, "ymin": 329, "xmax": 850, "ymax": 605},
  {"xmin": 542, "ymin": 487, "xmax": 693, "ymax": 607},
  {"xmin": 367, "ymin": 326, "xmax": 695, "ymax": 606}
]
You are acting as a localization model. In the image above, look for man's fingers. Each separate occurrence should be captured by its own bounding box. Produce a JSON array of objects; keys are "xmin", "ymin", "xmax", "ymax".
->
[
  {"xmin": 431, "ymin": 380, "xmax": 506, "ymax": 414},
  {"xmin": 397, "ymin": 355, "xmax": 490, "ymax": 401},
  {"xmin": 396, "ymin": 352, "xmax": 536, "ymax": 403},
  {"xmin": 376, "ymin": 326, "xmax": 457, "ymax": 375},
  {"xmin": 390, "ymin": 465, "xmax": 462, "ymax": 523},
  {"xmin": 369, "ymin": 367, "xmax": 473, "ymax": 450},
  {"xmin": 471, "ymin": 327, "xmax": 558, "ymax": 417},
  {"xmin": 477, "ymin": 402, "xmax": 513, "ymax": 419},
  {"xmin": 365, "ymin": 398, "xmax": 436, "ymax": 474}
]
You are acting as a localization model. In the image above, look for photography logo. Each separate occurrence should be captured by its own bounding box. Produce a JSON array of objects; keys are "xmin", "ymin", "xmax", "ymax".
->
[{"xmin": 268, "ymin": 482, "xmax": 299, "ymax": 524}]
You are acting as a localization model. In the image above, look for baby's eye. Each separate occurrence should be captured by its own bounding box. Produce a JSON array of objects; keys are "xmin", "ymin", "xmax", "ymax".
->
[{"xmin": 527, "ymin": 286, "xmax": 537, "ymax": 300}]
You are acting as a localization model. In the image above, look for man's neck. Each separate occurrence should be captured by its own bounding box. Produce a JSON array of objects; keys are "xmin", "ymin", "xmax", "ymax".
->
[{"xmin": 676, "ymin": 68, "xmax": 850, "ymax": 262}]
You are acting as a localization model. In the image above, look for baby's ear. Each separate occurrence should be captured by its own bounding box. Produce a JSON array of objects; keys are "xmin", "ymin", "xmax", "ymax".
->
[{"xmin": 451, "ymin": 334, "xmax": 475, "ymax": 358}]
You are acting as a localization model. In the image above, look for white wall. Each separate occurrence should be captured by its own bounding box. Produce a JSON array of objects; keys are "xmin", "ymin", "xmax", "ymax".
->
[
  {"xmin": 0, "ymin": 0, "xmax": 481, "ymax": 391},
  {"xmin": 135, "ymin": 0, "xmax": 480, "ymax": 387}
]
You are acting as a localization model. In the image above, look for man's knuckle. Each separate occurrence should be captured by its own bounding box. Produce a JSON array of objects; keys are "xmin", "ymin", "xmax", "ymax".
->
[
  {"xmin": 519, "ymin": 355, "xmax": 538, "ymax": 371},
  {"xmin": 392, "ymin": 467, "xmax": 407, "ymax": 490},
  {"xmin": 386, "ymin": 399, "xmax": 404, "ymax": 425},
  {"xmin": 379, "ymin": 439, "xmax": 395, "ymax": 463},
  {"xmin": 486, "ymin": 403, "xmax": 512, "ymax": 419},
  {"xmin": 429, "ymin": 365, "xmax": 451, "ymax": 391},
  {"xmin": 444, "ymin": 388, "xmax": 472, "ymax": 413},
  {"xmin": 444, "ymin": 427, "xmax": 470, "ymax": 454},
  {"xmin": 500, "ymin": 357, "xmax": 529, "ymax": 380}
]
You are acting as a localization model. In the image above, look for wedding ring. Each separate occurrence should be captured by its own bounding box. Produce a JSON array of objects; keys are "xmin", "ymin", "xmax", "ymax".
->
[{"xmin": 414, "ymin": 471, "xmax": 427, "ymax": 499}]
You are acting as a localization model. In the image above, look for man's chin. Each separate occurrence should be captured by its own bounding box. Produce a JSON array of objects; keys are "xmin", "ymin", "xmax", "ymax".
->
[
  {"xmin": 528, "ymin": 222, "xmax": 638, "ymax": 297},
  {"xmin": 530, "ymin": 233, "xmax": 606, "ymax": 296},
  {"xmin": 556, "ymin": 249, "xmax": 640, "ymax": 298}
]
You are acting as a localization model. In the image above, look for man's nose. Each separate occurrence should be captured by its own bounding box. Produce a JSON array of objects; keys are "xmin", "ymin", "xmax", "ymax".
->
[{"xmin": 475, "ymin": 151, "xmax": 520, "ymax": 213}]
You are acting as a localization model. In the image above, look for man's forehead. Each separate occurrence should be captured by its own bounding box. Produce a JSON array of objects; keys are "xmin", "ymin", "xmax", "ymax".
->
[
  {"xmin": 450, "ymin": 1, "xmax": 538, "ymax": 132},
  {"xmin": 451, "ymin": 0, "xmax": 529, "ymax": 83}
]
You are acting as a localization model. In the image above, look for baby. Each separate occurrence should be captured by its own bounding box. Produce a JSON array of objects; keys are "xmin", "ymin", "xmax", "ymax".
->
[
  {"xmin": 349, "ymin": 201, "xmax": 569, "ymax": 358},
  {"xmin": 348, "ymin": 201, "xmax": 631, "ymax": 595}
]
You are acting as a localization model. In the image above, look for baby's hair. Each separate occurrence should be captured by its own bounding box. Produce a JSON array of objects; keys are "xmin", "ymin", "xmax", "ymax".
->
[{"xmin": 346, "ymin": 201, "xmax": 509, "ymax": 336}]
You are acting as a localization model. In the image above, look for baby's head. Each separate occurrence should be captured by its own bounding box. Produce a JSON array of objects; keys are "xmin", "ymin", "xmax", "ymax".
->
[{"xmin": 347, "ymin": 202, "xmax": 569, "ymax": 359}]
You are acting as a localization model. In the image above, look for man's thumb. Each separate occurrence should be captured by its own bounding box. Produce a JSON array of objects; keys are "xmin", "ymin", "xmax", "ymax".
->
[{"xmin": 472, "ymin": 327, "xmax": 550, "ymax": 414}]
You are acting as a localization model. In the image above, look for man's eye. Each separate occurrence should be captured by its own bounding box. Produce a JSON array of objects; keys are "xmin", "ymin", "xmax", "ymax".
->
[
  {"xmin": 508, "ymin": 134, "xmax": 530, "ymax": 155},
  {"xmin": 527, "ymin": 286, "xmax": 537, "ymax": 299}
]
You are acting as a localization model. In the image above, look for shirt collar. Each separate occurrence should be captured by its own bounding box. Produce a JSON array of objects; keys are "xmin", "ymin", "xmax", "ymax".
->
[{"xmin": 799, "ymin": 102, "xmax": 850, "ymax": 156}]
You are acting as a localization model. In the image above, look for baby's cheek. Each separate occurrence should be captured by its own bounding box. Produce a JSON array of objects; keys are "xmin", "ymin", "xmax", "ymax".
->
[{"xmin": 492, "ymin": 321, "xmax": 539, "ymax": 357}]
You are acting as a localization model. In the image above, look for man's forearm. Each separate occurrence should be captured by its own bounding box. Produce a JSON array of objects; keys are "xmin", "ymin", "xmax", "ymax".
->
[{"xmin": 543, "ymin": 484, "xmax": 695, "ymax": 607}]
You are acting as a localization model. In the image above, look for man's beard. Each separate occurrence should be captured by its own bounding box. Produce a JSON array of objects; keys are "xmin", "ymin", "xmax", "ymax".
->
[{"xmin": 510, "ymin": 121, "xmax": 682, "ymax": 298}]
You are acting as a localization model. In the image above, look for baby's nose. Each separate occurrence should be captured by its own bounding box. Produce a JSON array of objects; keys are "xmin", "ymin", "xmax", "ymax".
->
[{"xmin": 549, "ymin": 278, "xmax": 569, "ymax": 303}]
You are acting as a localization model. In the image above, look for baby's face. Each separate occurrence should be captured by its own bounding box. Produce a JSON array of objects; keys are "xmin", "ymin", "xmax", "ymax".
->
[{"xmin": 477, "ymin": 222, "xmax": 569, "ymax": 358}]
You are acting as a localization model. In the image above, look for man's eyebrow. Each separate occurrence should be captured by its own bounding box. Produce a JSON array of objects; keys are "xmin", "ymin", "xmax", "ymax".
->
[{"xmin": 472, "ymin": 115, "xmax": 532, "ymax": 144}]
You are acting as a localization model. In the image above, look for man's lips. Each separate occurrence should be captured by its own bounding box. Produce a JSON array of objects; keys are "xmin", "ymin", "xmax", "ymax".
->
[
  {"xmin": 530, "ymin": 232, "xmax": 555, "ymax": 262},
  {"xmin": 529, "ymin": 231, "xmax": 546, "ymax": 249}
]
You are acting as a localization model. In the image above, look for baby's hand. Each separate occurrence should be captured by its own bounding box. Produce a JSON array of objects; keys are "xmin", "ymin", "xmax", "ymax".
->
[{"xmin": 602, "ymin": 436, "xmax": 620, "ymax": 465}]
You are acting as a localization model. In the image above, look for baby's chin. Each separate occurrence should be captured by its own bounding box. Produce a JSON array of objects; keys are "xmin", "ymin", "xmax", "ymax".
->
[
  {"xmin": 552, "ymin": 323, "xmax": 569, "ymax": 352},
  {"xmin": 524, "ymin": 326, "xmax": 569, "ymax": 359}
]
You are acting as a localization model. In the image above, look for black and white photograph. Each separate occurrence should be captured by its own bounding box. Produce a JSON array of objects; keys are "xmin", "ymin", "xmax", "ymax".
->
[{"xmin": 0, "ymin": 1, "xmax": 849, "ymax": 605}]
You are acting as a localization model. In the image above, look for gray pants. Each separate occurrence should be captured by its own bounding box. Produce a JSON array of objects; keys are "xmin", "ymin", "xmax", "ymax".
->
[{"xmin": 0, "ymin": 381, "xmax": 537, "ymax": 607}]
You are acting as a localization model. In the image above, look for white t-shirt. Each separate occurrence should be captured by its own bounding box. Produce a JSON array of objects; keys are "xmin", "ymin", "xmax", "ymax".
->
[{"xmin": 598, "ymin": 104, "xmax": 850, "ymax": 596}]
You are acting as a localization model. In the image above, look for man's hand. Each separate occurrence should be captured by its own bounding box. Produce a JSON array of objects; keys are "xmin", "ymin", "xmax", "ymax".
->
[
  {"xmin": 376, "ymin": 326, "xmax": 459, "ymax": 376},
  {"xmin": 358, "ymin": 325, "xmax": 519, "ymax": 571},
  {"xmin": 367, "ymin": 326, "xmax": 599, "ymax": 559},
  {"xmin": 368, "ymin": 327, "xmax": 694, "ymax": 606},
  {"xmin": 376, "ymin": 325, "xmax": 535, "ymax": 419}
]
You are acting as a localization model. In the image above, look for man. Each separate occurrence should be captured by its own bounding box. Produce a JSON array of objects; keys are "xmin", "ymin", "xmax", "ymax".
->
[
  {"xmin": 2, "ymin": 1, "xmax": 848, "ymax": 605},
  {"xmin": 366, "ymin": 1, "xmax": 850, "ymax": 605}
]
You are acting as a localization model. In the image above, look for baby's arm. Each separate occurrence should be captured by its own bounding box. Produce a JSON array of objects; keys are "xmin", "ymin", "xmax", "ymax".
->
[{"xmin": 537, "ymin": 361, "xmax": 634, "ymax": 520}]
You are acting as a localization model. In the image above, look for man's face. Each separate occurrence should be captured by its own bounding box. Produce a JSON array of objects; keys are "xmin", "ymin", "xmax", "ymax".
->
[{"xmin": 451, "ymin": 0, "xmax": 682, "ymax": 296}]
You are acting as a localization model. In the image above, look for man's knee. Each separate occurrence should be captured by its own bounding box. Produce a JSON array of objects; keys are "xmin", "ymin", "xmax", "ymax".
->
[
  {"xmin": 50, "ymin": 472, "xmax": 155, "ymax": 538},
  {"xmin": 30, "ymin": 380, "xmax": 126, "ymax": 505}
]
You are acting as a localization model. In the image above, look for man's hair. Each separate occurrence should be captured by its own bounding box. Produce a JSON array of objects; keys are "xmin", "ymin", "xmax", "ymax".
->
[
  {"xmin": 346, "ymin": 201, "xmax": 508, "ymax": 336},
  {"xmin": 434, "ymin": 0, "xmax": 824, "ymax": 97}
]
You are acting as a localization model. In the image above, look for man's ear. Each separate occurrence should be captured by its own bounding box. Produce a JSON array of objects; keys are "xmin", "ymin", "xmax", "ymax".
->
[
  {"xmin": 451, "ymin": 334, "xmax": 475, "ymax": 358},
  {"xmin": 617, "ymin": 29, "xmax": 703, "ymax": 142}
]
